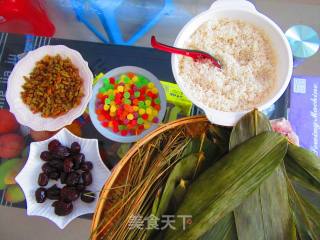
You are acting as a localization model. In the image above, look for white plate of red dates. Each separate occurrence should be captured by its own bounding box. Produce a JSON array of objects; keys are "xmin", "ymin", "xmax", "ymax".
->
[{"xmin": 15, "ymin": 128, "xmax": 111, "ymax": 229}]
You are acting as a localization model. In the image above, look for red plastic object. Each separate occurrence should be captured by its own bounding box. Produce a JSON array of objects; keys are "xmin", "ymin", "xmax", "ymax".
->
[
  {"xmin": 151, "ymin": 36, "xmax": 221, "ymax": 69},
  {"xmin": 0, "ymin": 0, "xmax": 55, "ymax": 37}
]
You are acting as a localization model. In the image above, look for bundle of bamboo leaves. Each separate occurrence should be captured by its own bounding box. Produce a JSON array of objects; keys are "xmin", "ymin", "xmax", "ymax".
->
[{"xmin": 92, "ymin": 110, "xmax": 320, "ymax": 240}]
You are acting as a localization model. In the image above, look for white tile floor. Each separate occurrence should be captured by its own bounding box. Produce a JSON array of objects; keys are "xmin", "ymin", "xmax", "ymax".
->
[{"xmin": 0, "ymin": 206, "xmax": 90, "ymax": 240}]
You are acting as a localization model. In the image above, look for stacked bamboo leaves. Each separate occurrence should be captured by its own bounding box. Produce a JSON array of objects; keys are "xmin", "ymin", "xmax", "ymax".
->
[
  {"xmin": 91, "ymin": 121, "xmax": 211, "ymax": 239},
  {"xmin": 229, "ymin": 111, "xmax": 293, "ymax": 240},
  {"xmin": 92, "ymin": 110, "xmax": 320, "ymax": 240}
]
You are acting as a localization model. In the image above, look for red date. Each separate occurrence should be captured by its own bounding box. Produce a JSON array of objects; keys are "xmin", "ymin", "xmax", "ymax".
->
[{"xmin": 36, "ymin": 140, "xmax": 94, "ymax": 216}]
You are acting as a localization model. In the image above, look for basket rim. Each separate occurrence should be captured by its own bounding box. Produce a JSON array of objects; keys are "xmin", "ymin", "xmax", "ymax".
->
[{"xmin": 90, "ymin": 115, "xmax": 208, "ymax": 238}]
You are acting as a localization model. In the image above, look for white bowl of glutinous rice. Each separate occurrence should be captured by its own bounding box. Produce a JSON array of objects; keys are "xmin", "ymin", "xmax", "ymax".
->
[{"xmin": 172, "ymin": 0, "xmax": 293, "ymax": 126}]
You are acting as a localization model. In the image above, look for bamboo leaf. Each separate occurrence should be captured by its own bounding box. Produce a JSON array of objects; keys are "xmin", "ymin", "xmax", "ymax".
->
[
  {"xmin": 229, "ymin": 109, "xmax": 272, "ymax": 149},
  {"xmin": 201, "ymin": 135, "xmax": 228, "ymax": 169},
  {"xmin": 155, "ymin": 153, "xmax": 201, "ymax": 219},
  {"xmin": 285, "ymin": 155, "xmax": 320, "ymax": 195},
  {"xmin": 151, "ymin": 187, "xmax": 162, "ymax": 216},
  {"xmin": 148, "ymin": 137, "xmax": 224, "ymax": 239},
  {"xmin": 155, "ymin": 135, "xmax": 225, "ymax": 221},
  {"xmin": 207, "ymin": 125, "xmax": 231, "ymax": 153},
  {"xmin": 230, "ymin": 110, "xmax": 293, "ymax": 240},
  {"xmin": 171, "ymin": 179, "xmax": 189, "ymax": 210},
  {"xmin": 286, "ymin": 173, "xmax": 320, "ymax": 240},
  {"xmin": 287, "ymin": 143, "xmax": 320, "ymax": 184},
  {"xmin": 200, "ymin": 213, "xmax": 237, "ymax": 240},
  {"xmin": 234, "ymin": 167, "xmax": 294, "ymax": 240},
  {"xmin": 298, "ymin": 193, "xmax": 320, "ymax": 237},
  {"xmin": 148, "ymin": 151, "xmax": 201, "ymax": 240},
  {"xmin": 182, "ymin": 138, "xmax": 201, "ymax": 157},
  {"xmin": 164, "ymin": 132, "xmax": 288, "ymax": 240}
]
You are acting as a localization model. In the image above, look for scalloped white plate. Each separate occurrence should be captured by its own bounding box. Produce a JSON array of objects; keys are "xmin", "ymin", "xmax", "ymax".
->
[
  {"xmin": 6, "ymin": 45, "xmax": 93, "ymax": 131},
  {"xmin": 15, "ymin": 128, "xmax": 111, "ymax": 229}
]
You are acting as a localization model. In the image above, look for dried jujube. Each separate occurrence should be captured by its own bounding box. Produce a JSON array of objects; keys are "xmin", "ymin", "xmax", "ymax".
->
[
  {"xmin": 42, "ymin": 163, "xmax": 56, "ymax": 174},
  {"xmin": 48, "ymin": 171, "xmax": 60, "ymax": 180},
  {"xmin": 60, "ymin": 186, "xmax": 79, "ymax": 202},
  {"xmin": 80, "ymin": 190, "xmax": 95, "ymax": 203},
  {"xmin": 76, "ymin": 184, "xmax": 85, "ymax": 193},
  {"xmin": 48, "ymin": 140, "xmax": 61, "ymax": 152},
  {"xmin": 40, "ymin": 151, "xmax": 51, "ymax": 161},
  {"xmin": 82, "ymin": 172, "xmax": 92, "ymax": 186},
  {"xmin": 60, "ymin": 172, "xmax": 68, "ymax": 184},
  {"xmin": 52, "ymin": 201, "xmax": 73, "ymax": 216},
  {"xmin": 51, "ymin": 146, "xmax": 71, "ymax": 159},
  {"xmin": 47, "ymin": 184, "xmax": 61, "ymax": 200},
  {"xmin": 66, "ymin": 172, "xmax": 80, "ymax": 186},
  {"xmin": 49, "ymin": 159, "xmax": 64, "ymax": 170},
  {"xmin": 38, "ymin": 172, "xmax": 49, "ymax": 186},
  {"xmin": 80, "ymin": 161, "xmax": 93, "ymax": 172},
  {"xmin": 72, "ymin": 154, "xmax": 83, "ymax": 170},
  {"xmin": 35, "ymin": 187, "xmax": 47, "ymax": 203},
  {"xmin": 63, "ymin": 158, "xmax": 74, "ymax": 173},
  {"xmin": 35, "ymin": 140, "xmax": 94, "ymax": 216},
  {"xmin": 70, "ymin": 142, "xmax": 81, "ymax": 154}
]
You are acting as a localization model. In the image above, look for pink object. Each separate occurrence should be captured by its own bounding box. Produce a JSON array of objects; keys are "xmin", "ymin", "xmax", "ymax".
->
[
  {"xmin": 151, "ymin": 36, "xmax": 221, "ymax": 69},
  {"xmin": 271, "ymin": 118, "xmax": 299, "ymax": 145},
  {"xmin": 153, "ymin": 117, "xmax": 159, "ymax": 123},
  {"xmin": 0, "ymin": 0, "xmax": 55, "ymax": 36}
]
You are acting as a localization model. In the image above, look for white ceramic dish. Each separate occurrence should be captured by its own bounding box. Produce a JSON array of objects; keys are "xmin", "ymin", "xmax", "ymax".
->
[
  {"xmin": 15, "ymin": 128, "xmax": 111, "ymax": 229},
  {"xmin": 89, "ymin": 66, "xmax": 167, "ymax": 143},
  {"xmin": 6, "ymin": 45, "xmax": 93, "ymax": 131},
  {"xmin": 171, "ymin": 0, "xmax": 293, "ymax": 126}
]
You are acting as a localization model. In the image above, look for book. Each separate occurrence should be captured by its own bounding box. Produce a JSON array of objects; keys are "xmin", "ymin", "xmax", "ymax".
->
[{"xmin": 289, "ymin": 76, "xmax": 320, "ymax": 156}]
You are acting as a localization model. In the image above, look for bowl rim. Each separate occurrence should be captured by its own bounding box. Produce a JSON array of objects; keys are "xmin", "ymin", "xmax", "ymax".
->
[
  {"xmin": 6, "ymin": 45, "xmax": 93, "ymax": 131},
  {"xmin": 171, "ymin": 8, "xmax": 293, "ymax": 126},
  {"xmin": 88, "ymin": 66, "xmax": 167, "ymax": 143}
]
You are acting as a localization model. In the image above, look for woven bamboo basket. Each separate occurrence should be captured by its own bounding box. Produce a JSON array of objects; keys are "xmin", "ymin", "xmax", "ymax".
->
[{"xmin": 91, "ymin": 115, "xmax": 209, "ymax": 240}]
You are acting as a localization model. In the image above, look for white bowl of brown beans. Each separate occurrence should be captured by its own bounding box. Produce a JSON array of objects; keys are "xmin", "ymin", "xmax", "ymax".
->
[{"xmin": 6, "ymin": 45, "xmax": 93, "ymax": 131}]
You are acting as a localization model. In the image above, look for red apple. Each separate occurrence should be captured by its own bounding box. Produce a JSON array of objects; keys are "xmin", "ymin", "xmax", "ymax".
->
[
  {"xmin": 0, "ymin": 109, "xmax": 19, "ymax": 134},
  {"xmin": 0, "ymin": 134, "xmax": 24, "ymax": 158}
]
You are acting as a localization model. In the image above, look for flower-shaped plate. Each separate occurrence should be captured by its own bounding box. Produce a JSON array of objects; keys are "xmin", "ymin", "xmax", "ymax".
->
[
  {"xmin": 15, "ymin": 128, "xmax": 111, "ymax": 229},
  {"xmin": 6, "ymin": 45, "xmax": 93, "ymax": 131}
]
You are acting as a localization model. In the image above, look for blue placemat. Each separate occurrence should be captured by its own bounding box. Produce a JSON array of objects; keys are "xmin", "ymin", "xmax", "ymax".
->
[{"xmin": 0, "ymin": 32, "xmax": 289, "ymax": 210}]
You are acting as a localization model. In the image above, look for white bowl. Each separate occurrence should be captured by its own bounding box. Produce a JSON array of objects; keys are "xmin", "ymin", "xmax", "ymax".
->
[
  {"xmin": 171, "ymin": 0, "xmax": 293, "ymax": 126},
  {"xmin": 15, "ymin": 128, "xmax": 111, "ymax": 229},
  {"xmin": 89, "ymin": 66, "xmax": 167, "ymax": 143},
  {"xmin": 6, "ymin": 45, "xmax": 93, "ymax": 131}
]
